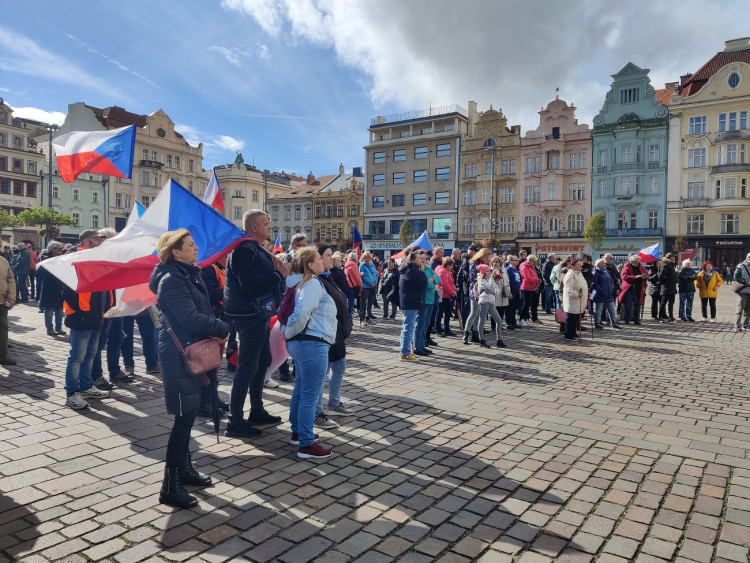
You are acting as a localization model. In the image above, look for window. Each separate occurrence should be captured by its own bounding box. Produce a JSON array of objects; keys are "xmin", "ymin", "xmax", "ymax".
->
[
  {"xmin": 481, "ymin": 189, "xmax": 489, "ymax": 204},
  {"xmin": 143, "ymin": 149, "xmax": 149, "ymax": 160},
  {"xmin": 421, "ymin": 127, "xmax": 432, "ymax": 135},
  {"xmin": 306, "ymin": 207, "xmax": 311, "ymax": 220},
  {"xmin": 436, "ymin": 143, "xmax": 450, "ymax": 157},
  {"xmin": 462, "ymin": 219, "xmax": 475, "ymax": 235},
  {"xmin": 722, "ymin": 213, "xmax": 739, "ymax": 234},
  {"xmin": 272, "ymin": 207, "xmax": 279, "ymax": 221},
  {"xmin": 26, "ymin": 183, "xmax": 36, "ymax": 198},
  {"xmin": 372, "ymin": 196, "xmax": 385, "ymax": 208},
  {"xmin": 463, "ymin": 190, "xmax": 476, "ymax": 205},
  {"xmin": 598, "ymin": 150, "xmax": 608, "ymax": 167},
  {"xmin": 393, "ymin": 149, "xmax": 406, "ymax": 162},
  {"xmin": 234, "ymin": 207, "xmax": 242, "ymax": 220},
  {"xmin": 390, "ymin": 220, "xmax": 402, "ymax": 235},
  {"xmin": 728, "ymin": 72, "xmax": 741, "ymax": 89},
  {"xmin": 285, "ymin": 207, "xmax": 291, "ymax": 221},
  {"xmin": 498, "ymin": 217, "xmax": 515, "ymax": 234},
  {"xmin": 620, "ymin": 145, "xmax": 632, "ymax": 163},
  {"xmin": 369, "ymin": 221, "xmax": 385, "ymax": 235},
  {"xmin": 689, "ymin": 116, "xmax": 707, "ymax": 135},
  {"xmin": 524, "ymin": 216, "xmax": 540, "ymax": 232},
  {"xmin": 0, "ymin": 157, "xmax": 5, "ymax": 171},
  {"xmin": 188, "ymin": 181, "xmax": 194, "ymax": 193},
  {"xmin": 167, "ymin": 154, "xmax": 173, "ymax": 167},
  {"xmin": 548, "ymin": 183, "xmax": 557, "ymax": 200},
  {"xmin": 617, "ymin": 211, "xmax": 636, "ymax": 229},
  {"xmin": 485, "ymin": 161, "xmax": 493, "ymax": 175},
  {"xmin": 115, "ymin": 193, "xmax": 122, "ymax": 207},
  {"xmin": 649, "ymin": 145, "xmax": 660, "ymax": 162},
  {"xmin": 648, "ymin": 211, "xmax": 658, "ymax": 229},
  {"xmin": 413, "ymin": 193, "xmax": 427, "ymax": 206},
  {"xmin": 295, "ymin": 206, "xmax": 301, "ymax": 220},
  {"xmin": 350, "ymin": 205, "xmax": 360, "ymax": 216},
  {"xmin": 442, "ymin": 124, "xmax": 454, "ymax": 132},
  {"xmin": 500, "ymin": 187, "xmax": 515, "ymax": 203},
  {"xmin": 407, "ymin": 219, "xmax": 427, "ymax": 233},
  {"xmin": 399, "ymin": 131, "xmax": 410, "ymax": 138},
  {"xmin": 481, "ymin": 217, "xmax": 489, "ymax": 233},
  {"xmin": 525, "ymin": 185, "xmax": 540, "ymax": 202},
  {"xmin": 73, "ymin": 188, "xmax": 79, "ymax": 201},
  {"xmin": 393, "ymin": 172, "xmax": 405, "ymax": 184},
  {"xmin": 414, "ymin": 170, "xmax": 427, "ymax": 182},
  {"xmin": 72, "ymin": 213, "xmax": 80, "ymax": 226},
  {"xmin": 621, "ymin": 177, "xmax": 632, "ymax": 195},
  {"xmin": 620, "ymin": 88, "xmax": 640, "ymax": 104},
  {"xmin": 372, "ymin": 174, "xmax": 385, "ymax": 186},
  {"xmin": 501, "ymin": 159, "xmax": 516, "ymax": 174},
  {"xmin": 569, "ymin": 183, "xmax": 585, "ymax": 200},
  {"xmin": 435, "ymin": 191, "xmax": 450, "ymax": 204},
  {"xmin": 373, "ymin": 151, "xmax": 385, "ymax": 164},
  {"xmin": 337, "ymin": 204, "xmax": 344, "ymax": 217},
  {"xmin": 414, "ymin": 146, "xmax": 428, "ymax": 159},
  {"xmin": 27, "ymin": 161, "xmax": 36, "ymax": 174},
  {"xmin": 435, "ymin": 168, "xmax": 450, "ymax": 180},
  {"xmin": 392, "ymin": 194, "xmax": 405, "ymax": 207},
  {"xmin": 688, "ymin": 148, "xmax": 706, "ymax": 168},
  {"xmin": 142, "ymin": 171, "xmax": 150, "ymax": 185},
  {"xmin": 188, "ymin": 159, "xmax": 194, "ymax": 172},
  {"xmin": 174, "ymin": 156, "xmax": 181, "ymax": 170},
  {"xmin": 687, "ymin": 214, "xmax": 704, "ymax": 234},
  {"xmin": 464, "ymin": 163, "xmax": 478, "ymax": 178},
  {"xmin": 649, "ymin": 177, "xmax": 659, "ymax": 195},
  {"xmin": 549, "ymin": 217, "xmax": 559, "ymax": 231},
  {"xmin": 0, "ymin": 180, "xmax": 8, "ymax": 194},
  {"xmin": 597, "ymin": 179, "xmax": 607, "ymax": 198},
  {"xmin": 142, "ymin": 196, "xmax": 150, "ymax": 207},
  {"xmin": 568, "ymin": 214, "xmax": 585, "ymax": 231},
  {"xmin": 326, "ymin": 205, "xmax": 333, "ymax": 217},
  {"xmin": 719, "ymin": 112, "xmax": 748, "ymax": 132},
  {"xmin": 125, "ymin": 194, "xmax": 131, "ymax": 208},
  {"xmin": 551, "ymin": 127, "xmax": 560, "ymax": 139},
  {"xmin": 92, "ymin": 191, "xmax": 99, "ymax": 204},
  {"xmin": 549, "ymin": 154, "xmax": 560, "ymax": 170},
  {"xmin": 152, "ymin": 151, "xmax": 157, "ymax": 161},
  {"xmin": 724, "ymin": 178, "xmax": 737, "ymax": 198}
]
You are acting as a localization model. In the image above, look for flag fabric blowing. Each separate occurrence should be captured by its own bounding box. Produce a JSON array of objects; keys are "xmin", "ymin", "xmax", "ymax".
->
[
  {"xmin": 352, "ymin": 224, "xmax": 363, "ymax": 259},
  {"xmin": 203, "ymin": 169, "xmax": 225, "ymax": 211},
  {"xmin": 638, "ymin": 242, "xmax": 660, "ymax": 263},
  {"xmin": 52, "ymin": 125, "xmax": 136, "ymax": 183}
]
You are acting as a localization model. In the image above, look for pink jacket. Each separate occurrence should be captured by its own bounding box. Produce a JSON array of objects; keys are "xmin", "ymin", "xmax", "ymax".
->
[
  {"xmin": 435, "ymin": 265, "xmax": 456, "ymax": 298},
  {"xmin": 519, "ymin": 260, "xmax": 540, "ymax": 291},
  {"xmin": 344, "ymin": 260, "xmax": 362, "ymax": 289}
]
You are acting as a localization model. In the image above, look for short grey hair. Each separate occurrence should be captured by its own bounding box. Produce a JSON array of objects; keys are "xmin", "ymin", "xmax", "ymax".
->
[
  {"xmin": 47, "ymin": 241, "xmax": 63, "ymax": 252},
  {"xmin": 243, "ymin": 209, "xmax": 268, "ymax": 232},
  {"xmin": 628, "ymin": 254, "xmax": 640, "ymax": 263},
  {"xmin": 290, "ymin": 233, "xmax": 307, "ymax": 244}
]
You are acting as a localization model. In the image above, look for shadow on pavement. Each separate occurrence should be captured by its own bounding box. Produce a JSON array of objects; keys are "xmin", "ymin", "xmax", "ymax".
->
[{"xmin": 0, "ymin": 494, "xmax": 42, "ymax": 560}]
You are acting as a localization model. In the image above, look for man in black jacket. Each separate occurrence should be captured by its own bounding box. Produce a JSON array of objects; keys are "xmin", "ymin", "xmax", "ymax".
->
[
  {"xmin": 224, "ymin": 210, "xmax": 290, "ymax": 439},
  {"xmin": 542, "ymin": 254, "xmax": 557, "ymax": 314},
  {"xmin": 658, "ymin": 253, "xmax": 678, "ymax": 322}
]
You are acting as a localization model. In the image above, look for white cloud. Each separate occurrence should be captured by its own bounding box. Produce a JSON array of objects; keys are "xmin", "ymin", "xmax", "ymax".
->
[
  {"xmin": 209, "ymin": 45, "xmax": 243, "ymax": 67},
  {"xmin": 174, "ymin": 123, "xmax": 203, "ymax": 147},
  {"xmin": 66, "ymin": 34, "xmax": 159, "ymax": 89},
  {"xmin": 175, "ymin": 123, "xmax": 246, "ymax": 153},
  {"xmin": 10, "ymin": 106, "xmax": 66, "ymax": 125},
  {"xmin": 257, "ymin": 42, "xmax": 270, "ymax": 60},
  {"xmin": 0, "ymin": 26, "xmax": 121, "ymax": 98},
  {"xmin": 214, "ymin": 135, "xmax": 245, "ymax": 151},
  {"xmin": 221, "ymin": 0, "xmax": 750, "ymax": 131}
]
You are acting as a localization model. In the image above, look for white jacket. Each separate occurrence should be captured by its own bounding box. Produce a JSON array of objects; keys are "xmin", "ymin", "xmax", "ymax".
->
[
  {"xmin": 562, "ymin": 269, "xmax": 588, "ymax": 314},
  {"xmin": 492, "ymin": 267, "xmax": 511, "ymax": 308},
  {"xmin": 478, "ymin": 277, "xmax": 498, "ymax": 305}
]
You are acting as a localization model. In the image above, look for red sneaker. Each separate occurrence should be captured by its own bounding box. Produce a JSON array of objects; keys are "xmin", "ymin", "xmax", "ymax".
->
[{"xmin": 297, "ymin": 443, "xmax": 332, "ymax": 459}]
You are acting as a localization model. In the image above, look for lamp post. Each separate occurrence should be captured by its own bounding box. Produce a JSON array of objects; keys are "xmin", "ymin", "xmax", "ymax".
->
[
  {"xmin": 45, "ymin": 124, "xmax": 58, "ymax": 209},
  {"xmin": 483, "ymin": 140, "xmax": 500, "ymax": 246}
]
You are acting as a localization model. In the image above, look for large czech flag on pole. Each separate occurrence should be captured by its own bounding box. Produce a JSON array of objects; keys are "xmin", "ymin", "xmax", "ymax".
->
[
  {"xmin": 391, "ymin": 231, "xmax": 432, "ymax": 262},
  {"xmin": 203, "ymin": 168, "xmax": 225, "ymax": 212},
  {"xmin": 352, "ymin": 224, "xmax": 363, "ymax": 259},
  {"xmin": 52, "ymin": 125, "xmax": 136, "ymax": 183},
  {"xmin": 40, "ymin": 179, "xmax": 250, "ymax": 295}
]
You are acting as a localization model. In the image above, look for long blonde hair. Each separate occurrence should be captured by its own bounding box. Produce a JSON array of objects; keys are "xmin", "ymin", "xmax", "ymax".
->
[
  {"xmin": 470, "ymin": 248, "xmax": 491, "ymax": 263},
  {"xmin": 292, "ymin": 247, "xmax": 320, "ymax": 286}
]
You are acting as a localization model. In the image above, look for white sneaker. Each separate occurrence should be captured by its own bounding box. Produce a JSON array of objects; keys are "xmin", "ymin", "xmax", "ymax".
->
[
  {"xmin": 314, "ymin": 412, "xmax": 339, "ymax": 429},
  {"xmin": 66, "ymin": 392, "xmax": 89, "ymax": 410},
  {"xmin": 264, "ymin": 378, "xmax": 280, "ymax": 388},
  {"xmin": 518, "ymin": 320, "xmax": 529, "ymax": 328},
  {"xmin": 709, "ymin": 318, "xmax": 715, "ymax": 323},
  {"xmin": 81, "ymin": 386, "xmax": 109, "ymax": 399},
  {"xmin": 324, "ymin": 402, "xmax": 357, "ymax": 416}
]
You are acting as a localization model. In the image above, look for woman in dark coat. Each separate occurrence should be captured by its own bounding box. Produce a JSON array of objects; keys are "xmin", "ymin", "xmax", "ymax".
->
[
  {"xmin": 39, "ymin": 241, "xmax": 66, "ymax": 336},
  {"xmin": 380, "ymin": 258, "xmax": 400, "ymax": 319},
  {"xmin": 398, "ymin": 249, "xmax": 427, "ymax": 360},
  {"xmin": 149, "ymin": 229, "xmax": 230, "ymax": 509}
]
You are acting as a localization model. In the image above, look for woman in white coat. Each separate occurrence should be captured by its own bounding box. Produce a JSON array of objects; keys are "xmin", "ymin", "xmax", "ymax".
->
[
  {"xmin": 475, "ymin": 264, "xmax": 507, "ymax": 348},
  {"xmin": 562, "ymin": 257, "xmax": 588, "ymax": 342}
]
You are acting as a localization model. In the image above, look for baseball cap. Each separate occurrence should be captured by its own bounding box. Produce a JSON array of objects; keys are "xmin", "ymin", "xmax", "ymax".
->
[{"xmin": 79, "ymin": 229, "xmax": 104, "ymax": 243}]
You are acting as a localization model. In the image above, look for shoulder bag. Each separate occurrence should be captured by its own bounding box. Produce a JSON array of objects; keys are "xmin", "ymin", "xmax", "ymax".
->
[
  {"xmin": 735, "ymin": 264, "xmax": 750, "ymax": 294},
  {"xmin": 161, "ymin": 311, "xmax": 222, "ymax": 376}
]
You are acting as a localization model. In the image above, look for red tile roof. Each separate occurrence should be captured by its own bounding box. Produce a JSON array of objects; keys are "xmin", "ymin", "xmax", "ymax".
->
[
  {"xmin": 679, "ymin": 49, "xmax": 750, "ymax": 96},
  {"xmin": 85, "ymin": 104, "xmax": 187, "ymax": 142},
  {"xmin": 654, "ymin": 88, "xmax": 675, "ymax": 107},
  {"xmin": 268, "ymin": 174, "xmax": 339, "ymax": 199}
]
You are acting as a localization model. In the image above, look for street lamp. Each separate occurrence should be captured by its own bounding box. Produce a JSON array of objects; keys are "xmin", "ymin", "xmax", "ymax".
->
[
  {"xmin": 483, "ymin": 139, "xmax": 500, "ymax": 245},
  {"xmin": 45, "ymin": 124, "xmax": 58, "ymax": 209}
]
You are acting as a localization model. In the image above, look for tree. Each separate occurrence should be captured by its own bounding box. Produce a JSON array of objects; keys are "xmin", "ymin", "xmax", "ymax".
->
[
  {"xmin": 583, "ymin": 212, "xmax": 606, "ymax": 250},
  {"xmin": 0, "ymin": 209, "xmax": 19, "ymax": 239},
  {"xmin": 16, "ymin": 208, "xmax": 78, "ymax": 243},
  {"xmin": 673, "ymin": 235, "xmax": 688, "ymax": 253},
  {"xmin": 399, "ymin": 220, "xmax": 413, "ymax": 248}
]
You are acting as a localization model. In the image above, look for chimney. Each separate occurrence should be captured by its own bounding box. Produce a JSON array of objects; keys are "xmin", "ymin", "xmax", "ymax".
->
[
  {"xmin": 724, "ymin": 37, "xmax": 750, "ymax": 53},
  {"xmin": 665, "ymin": 82, "xmax": 678, "ymax": 90},
  {"xmin": 307, "ymin": 171, "xmax": 315, "ymax": 184},
  {"xmin": 339, "ymin": 163, "xmax": 345, "ymax": 175}
]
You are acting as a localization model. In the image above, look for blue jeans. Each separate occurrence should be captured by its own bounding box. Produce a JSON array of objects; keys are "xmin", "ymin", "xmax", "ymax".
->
[
  {"xmin": 92, "ymin": 318, "xmax": 123, "ymax": 379},
  {"xmin": 44, "ymin": 305, "xmax": 63, "ymax": 331},
  {"xmin": 121, "ymin": 315, "xmax": 159, "ymax": 370},
  {"xmin": 415, "ymin": 303, "xmax": 432, "ymax": 351},
  {"xmin": 317, "ymin": 357, "xmax": 346, "ymax": 414},
  {"xmin": 554, "ymin": 289, "xmax": 561, "ymax": 309},
  {"xmin": 65, "ymin": 328, "xmax": 100, "ymax": 395},
  {"xmin": 679, "ymin": 292, "xmax": 694, "ymax": 319},
  {"xmin": 287, "ymin": 340, "xmax": 330, "ymax": 447},
  {"xmin": 400, "ymin": 309, "xmax": 419, "ymax": 356},
  {"xmin": 622, "ymin": 289, "xmax": 641, "ymax": 323},
  {"xmin": 16, "ymin": 273, "xmax": 28, "ymax": 301},
  {"xmin": 594, "ymin": 300, "xmax": 618, "ymax": 327}
]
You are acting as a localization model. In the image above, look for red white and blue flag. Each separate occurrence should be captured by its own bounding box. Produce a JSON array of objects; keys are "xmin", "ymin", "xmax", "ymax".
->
[
  {"xmin": 273, "ymin": 233, "xmax": 283, "ymax": 254},
  {"xmin": 40, "ymin": 179, "xmax": 251, "ymax": 315},
  {"xmin": 391, "ymin": 231, "xmax": 432, "ymax": 262},
  {"xmin": 352, "ymin": 224, "xmax": 363, "ymax": 259},
  {"xmin": 52, "ymin": 125, "xmax": 136, "ymax": 183},
  {"xmin": 638, "ymin": 242, "xmax": 660, "ymax": 263},
  {"xmin": 203, "ymin": 168, "xmax": 225, "ymax": 212}
]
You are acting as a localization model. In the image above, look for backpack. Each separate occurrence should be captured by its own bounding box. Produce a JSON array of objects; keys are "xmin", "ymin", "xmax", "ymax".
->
[{"xmin": 276, "ymin": 284, "xmax": 298, "ymax": 325}]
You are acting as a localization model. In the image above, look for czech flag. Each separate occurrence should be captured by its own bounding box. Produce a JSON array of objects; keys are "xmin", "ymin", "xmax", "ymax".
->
[
  {"xmin": 273, "ymin": 233, "xmax": 283, "ymax": 254},
  {"xmin": 391, "ymin": 231, "xmax": 432, "ymax": 262},
  {"xmin": 52, "ymin": 125, "xmax": 136, "ymax": 183},
  {"xmin": 638, "ymin": 242, "xmax": 660, "ymax": 263},
  {"xmin": 352, "ymin": 224, "xmax": 363, "ymax": 259},
  {"xmin": 203, "ymin": 169, "xmax": 225, "ymax": 212},
  {"xmin": 40, "ymin": 179, "xmax": 250, "ymax": 297}
]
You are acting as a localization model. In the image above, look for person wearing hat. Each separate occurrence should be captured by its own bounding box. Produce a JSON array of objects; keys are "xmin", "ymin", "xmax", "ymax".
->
[
  {"xmin": 657, "ymin": 253, "xmax": 678, "ymax": 323},
  {"xmin": 12, "ymin": 242, "xmax": 30, "ymax": 303},
  {"xmin": 61, "ymin": 230, "xmax": 112, "ymax": 410},
  {"xmin": 1, "ymin": 244, "xmax": 11, "ymax": 264},
  {"xmin": 149, "ymin": 229, "xmax": 230, "ymax": 507},
  {"xmin": 732, "ymin": 252, "xmax": 750, "ymax": 331}
]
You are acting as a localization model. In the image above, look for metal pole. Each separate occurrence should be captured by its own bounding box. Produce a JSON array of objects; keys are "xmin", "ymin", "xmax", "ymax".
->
[{"xmin": 47, "ymin": 125, "xmax": 56, "ymax": 208}]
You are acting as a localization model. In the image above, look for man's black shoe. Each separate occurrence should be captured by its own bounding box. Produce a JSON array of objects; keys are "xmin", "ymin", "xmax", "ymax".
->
[
  {"xmin": 414, "ymin": 350, "xmax": 429, "ymax": 356},
  {"xmin": 248, "ymin": 409, "xmax": 282, "ymax": 425},
  {"xmin": 225, "ymin": 421, "xmax": 262, "ymax": 438},
  {"xmin": 426, "ymin": 338, "xmax": 439, "ymax": 346}
]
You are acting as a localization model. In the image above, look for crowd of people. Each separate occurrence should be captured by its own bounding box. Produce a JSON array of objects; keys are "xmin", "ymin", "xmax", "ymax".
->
[{"xmin": 3, "ymin": 217, "xmax": 750, "ymax": 509}]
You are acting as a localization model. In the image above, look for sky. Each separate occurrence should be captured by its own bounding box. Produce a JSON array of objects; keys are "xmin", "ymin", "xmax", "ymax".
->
[{"xmin": 3, "ymin": 1, "xmax": 750, "ymax": 178}]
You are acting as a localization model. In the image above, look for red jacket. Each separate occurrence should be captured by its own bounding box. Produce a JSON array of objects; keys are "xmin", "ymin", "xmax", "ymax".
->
[
  {"xmin": 519, "ymin": 260, "xmax": 540, "ymax": 291},
  {"xmin": 344, "ymin": 260, "xmax": 362, "ymax": 289},
  {"xmin": 435, "ymin": 265, "xmax": 456, "ymax": 298},
  {"xmin": 618, "ymin": 262, "xmax": 648, "ymax": 305}
]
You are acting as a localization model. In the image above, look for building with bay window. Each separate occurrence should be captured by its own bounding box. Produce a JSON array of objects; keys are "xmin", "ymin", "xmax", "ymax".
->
[{"xmin": 311, "ymin": 165, "xmax": 364, "ymax": 250}]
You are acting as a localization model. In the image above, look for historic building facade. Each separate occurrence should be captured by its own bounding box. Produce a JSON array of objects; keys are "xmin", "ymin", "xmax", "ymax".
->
[
  {"xmin": 518, "ymin": 96, "xmax": 592, "ymax": 259},
  {"xmin": 364, "ymin": 103, "xmax": 477, "ymax": 257},
  {"xmin": 457, "ymin": 106, "xmax": 521, "ymax": 252},
  {"xmin": 0, "ymin": 99, "xmax": 46, "ymax": 246},
  {"xmin": 267, "ymin": 173, "xmax": 336, "ymax": 248},
  {"xmin": 666, "ymin": 38, "xmax": 750, "ymax": 268},
  {"xmin": 591, "ymin": 63, "xmax": 669, "ymax": 261},
  {"xmin": 311, "ymin": 165, "xmax": 364, "ymax": 251}
]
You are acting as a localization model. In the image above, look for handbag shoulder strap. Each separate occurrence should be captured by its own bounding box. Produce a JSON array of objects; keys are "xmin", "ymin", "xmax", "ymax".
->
[{"xmin": 160, "ymin": 310, "xmax": 185, "ymax": 354}]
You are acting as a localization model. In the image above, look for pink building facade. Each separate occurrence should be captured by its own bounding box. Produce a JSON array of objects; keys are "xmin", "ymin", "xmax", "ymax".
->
[{"xmin": 518, "ymin": 96, "xmax": 592, "ymax": 259}]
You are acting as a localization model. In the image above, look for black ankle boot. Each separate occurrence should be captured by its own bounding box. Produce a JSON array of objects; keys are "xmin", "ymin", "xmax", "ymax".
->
[
  {"xmin": 180, "ymin": 451, "xmax": 212, "ymax": 487},
  {"xmin": 471, "ymin": 331, "xmax": 480, "ymax": 343},
  {"xmin": 159, "ymin": 466, "xmax": 198, "ymax": 508},
  {"xmin": 463, "ymin": 332, "xmax": 469, "ymax": 344}
]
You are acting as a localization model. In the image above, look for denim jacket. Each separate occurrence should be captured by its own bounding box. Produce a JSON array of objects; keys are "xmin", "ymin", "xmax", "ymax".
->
[{"xmin": 284, "ymin": 276, "xmax": 337, "ymax": 344}]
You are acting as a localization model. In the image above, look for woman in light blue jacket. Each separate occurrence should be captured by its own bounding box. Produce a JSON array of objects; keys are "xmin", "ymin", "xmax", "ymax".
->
[
  {"xmin": 358, "ymin": 251, "xmax": 378, "ymax": 325},
  {"xmin": 283, "ymin": 247, "xmax": 338, "ymax": 460}
]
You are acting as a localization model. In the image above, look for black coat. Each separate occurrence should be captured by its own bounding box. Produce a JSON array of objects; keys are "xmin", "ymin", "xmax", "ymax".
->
[
  {"xmin": 678, "ymin": 267, "xmax": 697, "ymax": 293},
  {"xmin": 329, "ymin": 266, "xmax": 349, "ymax": 297},
  {"xmin": 380, "ymin": 267, "xmax": 400, "ymax": 301},
  {"xmin": 399, "ymin": 265, "xmax": 427, "ymax": 310},
  {"xmin": 150, "ymin": 261, "xmax": 230, "ymax": 416},
  {"xmin": 37, "ymin": 266, "xmax": 64, "ymax": 308},
  {"xmin": 658, "ymin": 262, "xmax": 677, "ymax": 295}
]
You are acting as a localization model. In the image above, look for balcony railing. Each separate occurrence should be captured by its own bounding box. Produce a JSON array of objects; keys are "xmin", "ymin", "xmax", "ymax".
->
[
  {"xmin": 611, "ymin": 162, "xmax": 644, "ymax": 171},
  {"xmin": 605, "ymin": 228, "xmax": 663, "ymax": 237},
  {"xmin": 370, "ymin": 104, "xmax": 467, "ymax": 126},
  {"xmin": 710, "ymin": 163, "xmax": 750, "ymax": 175},
  {"xmin": 517, "ymin": 230, "xmax": 584, "ymax": 239},
  {"xmin": 682, "ymin": 198, "xmax": 709, "ymax": 208},
  {"xmin": 648, "ymin": 162, "xmax": 662, "ymax": 169},
  {"xmin": 139, "ymin": 159, "xmax": 163, "ymax": 169}
]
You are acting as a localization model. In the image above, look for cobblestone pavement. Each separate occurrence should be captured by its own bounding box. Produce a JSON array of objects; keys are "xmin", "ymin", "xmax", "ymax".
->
[{"xmin": 1, "ymin": 287, "xmax": 749, "ymax": 563}]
